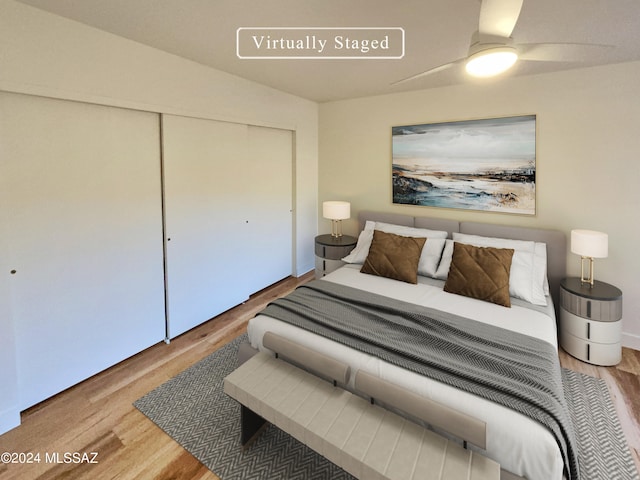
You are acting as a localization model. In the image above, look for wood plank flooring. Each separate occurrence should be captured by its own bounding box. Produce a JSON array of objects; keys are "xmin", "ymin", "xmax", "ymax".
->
[{"xmin": 0, "ymin": 272, "xmax": 638, "ymax": 480}]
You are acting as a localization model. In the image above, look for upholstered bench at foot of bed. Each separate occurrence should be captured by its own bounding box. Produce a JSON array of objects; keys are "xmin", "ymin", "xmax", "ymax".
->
[{"xmin": 224, "ymin": 338, "xmax": 500, "ymax": 480}]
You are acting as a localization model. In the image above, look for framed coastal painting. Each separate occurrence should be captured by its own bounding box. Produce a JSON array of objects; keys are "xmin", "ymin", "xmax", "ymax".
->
[{"xmin": 392, "ymin": 115, "xmax": 536, "ymax": 215}]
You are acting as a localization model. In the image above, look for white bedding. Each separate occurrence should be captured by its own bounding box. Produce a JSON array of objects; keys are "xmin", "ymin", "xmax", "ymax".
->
[{"xmin": 247, "ymin": 264, "xmax": 564, "ymax": 480}]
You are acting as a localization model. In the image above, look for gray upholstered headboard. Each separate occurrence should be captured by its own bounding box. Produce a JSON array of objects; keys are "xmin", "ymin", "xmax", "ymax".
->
[{"xmin": 358, "ymin": 210, "xmax": 567, "ymax": 314}]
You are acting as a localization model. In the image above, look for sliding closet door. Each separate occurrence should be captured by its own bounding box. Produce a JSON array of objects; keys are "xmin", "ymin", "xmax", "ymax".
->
[
  {"xmin": 162, "ymin": 115, "xmax": 252, "ymax": 339},
  {"xmin": 162, "ymin": 116, "xmax": 293, "ymax": 339},
  {"xmin": 244, "ymin": 125, "xmax": 293, "ymax": 294},
  {"xmin": 0, "ymin": 92, "xmax": 165, "ymax": 409}
]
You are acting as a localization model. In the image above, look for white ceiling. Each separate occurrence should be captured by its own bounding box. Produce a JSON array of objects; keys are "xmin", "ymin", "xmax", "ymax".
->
[{"xmin": 16, "ymin": 0, "xmax": 640, "ymax": 102}]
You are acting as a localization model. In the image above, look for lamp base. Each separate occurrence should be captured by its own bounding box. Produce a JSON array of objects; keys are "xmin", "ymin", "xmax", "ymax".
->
[
  {"xmin": 330, "ymin": 219, "xmax": 343, "ymax": 238},
  {"xmin": 580, "ymin": 256, "xmax": 595, "ymax": 287}
]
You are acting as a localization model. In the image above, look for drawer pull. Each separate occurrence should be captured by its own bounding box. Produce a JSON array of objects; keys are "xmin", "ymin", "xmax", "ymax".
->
[
  {"xmin": 587, "ymin": 322, "xmax": 591, "ymax": 339},
  {"xmin": 586, "ymin": 300, "xmax": 591, "ymax": 318},
  {"xmin": 587, "ymin": 343, "xmax": 590, "ymax": 361}
]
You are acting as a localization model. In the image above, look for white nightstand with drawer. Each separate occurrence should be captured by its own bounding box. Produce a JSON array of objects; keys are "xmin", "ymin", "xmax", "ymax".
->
[{"xmin": 559, "ymin": 277, "xmax": 622, "ymax": 366}]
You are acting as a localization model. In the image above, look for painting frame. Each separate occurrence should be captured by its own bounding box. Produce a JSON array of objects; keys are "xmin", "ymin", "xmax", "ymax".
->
[{"xmin": 392, "ymin": 114, "xmax": 536, "ymax": 215}]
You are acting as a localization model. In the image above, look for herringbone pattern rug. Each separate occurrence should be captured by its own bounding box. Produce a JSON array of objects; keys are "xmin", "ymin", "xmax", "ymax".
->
[
  {"xmin": 563, "ymin": 369, "xmax": 639, "ymax": 480},
  {"xmin": 134, "ymin": 334, "xmax": 638, "ymax": 480}
]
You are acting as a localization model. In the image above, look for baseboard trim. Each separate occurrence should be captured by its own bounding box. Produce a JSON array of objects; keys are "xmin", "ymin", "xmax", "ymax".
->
[
  {"xmin": 622, "ymin": 332, "xmax": 640, "ymax": 351},
  {"xmin": 0, "ymin": 406, "xmax": 21, "ymax": 436},
  {"xmin": 295, "ymin": 266, "xmax": 315, "ymax": 278}
]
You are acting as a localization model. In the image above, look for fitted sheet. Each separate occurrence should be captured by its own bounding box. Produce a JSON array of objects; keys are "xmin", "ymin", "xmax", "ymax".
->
[{"xmin": 248, "ymin": 264, "xmax": 563, "ymax": 480}]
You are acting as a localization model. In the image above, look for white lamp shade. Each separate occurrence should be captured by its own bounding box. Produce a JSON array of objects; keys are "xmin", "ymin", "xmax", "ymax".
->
[
  {"xmin": 322, "ymin": 201, "xmax": 350, "ymax": 220},
  {"xmin": 571, "ymin": 230, "xmax": 608, "ymax": 258}
]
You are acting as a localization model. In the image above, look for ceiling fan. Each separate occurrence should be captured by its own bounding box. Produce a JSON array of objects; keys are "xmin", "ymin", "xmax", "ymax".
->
[{"xmin": 392, "ymin": 0, "xmax": 613, "ymax": 84}]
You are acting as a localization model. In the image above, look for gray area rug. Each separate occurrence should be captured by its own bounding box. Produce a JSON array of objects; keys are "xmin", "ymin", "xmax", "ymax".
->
[{"xmin": 134, "ymin": 334, "xmax": 639, "ymax": 480}]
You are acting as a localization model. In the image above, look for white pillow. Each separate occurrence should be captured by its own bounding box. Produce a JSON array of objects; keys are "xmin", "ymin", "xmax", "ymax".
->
[
  {"xmin": 417, "ymin": 238, "xmax": 447, "ymax": 278},
  {"xmin": 434, "ymin": 239, "xmax": 550, "ymax": 295},
  {"xmin": 536, "ymin": 242, "xmax": 550, "ymax": 296},
  {"xmin": 341, "ymin": 221, "xmax": 375, "ymax": 264},
  {"xmin": 373, "ymin": 221, "xmax": 448, "ymax": 240},
  {"xmin": 434, "ymin": 239, "xmax": 454, "ymax": 280},
  {"xmin": 342, "ymin": 221, "xmax": 448, "ymax": 278},
  {"xmin": 451, "ymin": 233, "xmax": 548, "ymax": 306}
]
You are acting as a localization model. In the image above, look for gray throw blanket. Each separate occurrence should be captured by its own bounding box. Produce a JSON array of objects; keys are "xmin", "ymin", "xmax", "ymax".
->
[{"xmin": 260, "ymin": 280, "xmax": 580, "ymax": 480}]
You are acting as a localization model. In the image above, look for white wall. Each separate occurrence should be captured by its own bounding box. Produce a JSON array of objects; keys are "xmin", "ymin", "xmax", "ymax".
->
[
  {"xmin": 0, "ymin": 0, "xmax": 318, "ymax": 278},
  {"xmin": 0, "ymin": 0, "xmax": 318, "ymax": 434},
  {"xmin": 319, "ymin": 61, "xmax": 640, "ymax": 349}
]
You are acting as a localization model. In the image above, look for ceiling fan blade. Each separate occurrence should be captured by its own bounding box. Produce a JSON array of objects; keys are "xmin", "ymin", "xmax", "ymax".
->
[
  {"xmin": 391, "ymin": 59, "xmax": 464, "ymax": 86},
  {"xmin": 478, "ymin": 0, "xmax": 524, "ymax": 38},
  {"xmin": 518, "ymin": 43, "xmax": 615, "ymax": 62}
]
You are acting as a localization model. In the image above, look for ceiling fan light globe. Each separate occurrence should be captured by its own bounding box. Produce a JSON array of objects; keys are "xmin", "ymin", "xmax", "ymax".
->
[{"xmin": 465, "ymin": 47, "xmax": 518, "ymax": 77}]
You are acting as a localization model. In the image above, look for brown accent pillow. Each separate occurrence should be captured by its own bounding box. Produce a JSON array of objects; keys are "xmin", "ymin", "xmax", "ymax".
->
[
  {"xmin": 444, "ymin": 242, "xmax": 514, "ymax": 307},
  {"xmin": 360, "ymin": 230, "xmax": 426, "ymax": 284}
]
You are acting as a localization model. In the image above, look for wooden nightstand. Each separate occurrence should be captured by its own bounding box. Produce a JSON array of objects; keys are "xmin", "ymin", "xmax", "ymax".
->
[
  {"xmin": 559, "ymin": 277, "xmax": 622, "ymax": 366},
  {"xmin": 314, "ymin": 234, "xmax": 357, "ymax": 279}
]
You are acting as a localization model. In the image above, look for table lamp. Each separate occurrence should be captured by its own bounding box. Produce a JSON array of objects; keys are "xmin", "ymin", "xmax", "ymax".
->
[
  {"xmin": 323, "ymin": 201, "xmax": 350, "ymax": 238},
  {"xmin": 571, "ymin": 229, "xmax": 608, "ymax": 287}
]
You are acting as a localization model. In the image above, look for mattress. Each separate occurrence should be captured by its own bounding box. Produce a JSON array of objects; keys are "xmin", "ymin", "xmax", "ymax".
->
[{"xmin": 248, "ymin": 264, "xmax": 563, "ymax": 480}]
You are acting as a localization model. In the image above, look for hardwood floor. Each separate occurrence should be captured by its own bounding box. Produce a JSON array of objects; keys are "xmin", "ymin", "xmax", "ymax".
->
[{"xmin": 0, "ymin": 272, "xmax": 638, "ymax": 479}]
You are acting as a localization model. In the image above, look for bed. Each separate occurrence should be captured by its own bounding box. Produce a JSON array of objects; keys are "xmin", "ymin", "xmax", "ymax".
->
[{"xmin": 245, "ymin": 211, "xmax": 572, "ymax": 480}]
